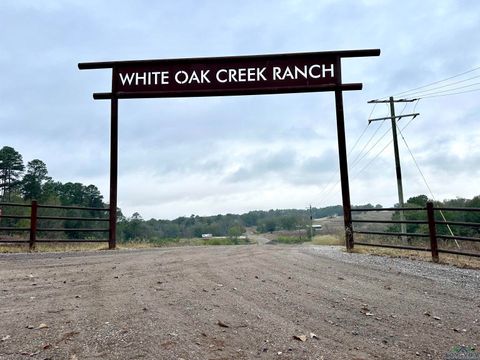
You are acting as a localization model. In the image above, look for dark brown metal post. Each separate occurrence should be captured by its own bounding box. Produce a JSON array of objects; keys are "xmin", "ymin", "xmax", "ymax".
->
[
  {"xmin": 427, "ymin": 201, "xmax": 439, "ymax": 263},
  {"xmin": 29, "ymin": 200, "xmax": 37, "ymax": 251},
  {"xmin": 109, "ymin": 89, "xmax": 118, "ymax": 250},
  {"xmin": 335, "ymin": 89, "xmax": 354, "ymax": 251}
]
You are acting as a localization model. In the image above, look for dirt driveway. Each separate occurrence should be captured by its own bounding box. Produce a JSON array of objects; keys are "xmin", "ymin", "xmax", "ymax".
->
[{"xmin": 0, "ymin": 245, "xmax": 478, "ymax": 359}]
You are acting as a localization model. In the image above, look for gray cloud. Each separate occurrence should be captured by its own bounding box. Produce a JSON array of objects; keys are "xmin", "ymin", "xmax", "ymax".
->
[{"xmin": 1, "ymin": 0, "xmax": 479, "ymax": 218}]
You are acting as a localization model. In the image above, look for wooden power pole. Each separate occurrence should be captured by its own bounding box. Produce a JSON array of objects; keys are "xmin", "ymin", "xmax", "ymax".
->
[{"xmin": 367, "ymin": 97, "xmax": 419, "ymax": 236}]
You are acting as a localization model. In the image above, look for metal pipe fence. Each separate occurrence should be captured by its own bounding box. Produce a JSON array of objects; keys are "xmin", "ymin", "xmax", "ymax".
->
[
  {"xmin": 0, "ymin": 201, "xmax": 110, "ymax": 250},
  {"xmin": 351, "ymin": 201, "xmax": 480, "ymax": 262}
]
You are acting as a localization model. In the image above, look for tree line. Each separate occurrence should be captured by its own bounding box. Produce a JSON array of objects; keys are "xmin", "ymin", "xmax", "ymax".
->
[
  {"xmin": 0, "ymin": 146, "xmax": 104, "ymax": 207},
  {"xmin": 0, "ymin": 146, "xmax": 107, "ymax": 240},
  {"xmin": 1, "ymin": 146, "xmax": 354, "ymax": 241},
  {"xmin": 389, "ymin": 194, "xmax": 480, "ymax": 239},
  {"xmin": 116, "ymin": 207, "xmax": 340, "ymax": 242},
  {"xmin": 1, "ymin": 146, "xmax": 361, "ymax": 242}
]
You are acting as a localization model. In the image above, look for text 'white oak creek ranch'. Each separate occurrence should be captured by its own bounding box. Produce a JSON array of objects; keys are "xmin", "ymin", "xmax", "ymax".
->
[{"xmin": 119, "ymin": 63, "xmax": 335, "ymax": 86}]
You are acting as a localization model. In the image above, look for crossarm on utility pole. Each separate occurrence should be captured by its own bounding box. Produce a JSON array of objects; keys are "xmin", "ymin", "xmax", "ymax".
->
[{"xmin": 368, "ymin": 113, "xmax": 419, "ymax": 123}]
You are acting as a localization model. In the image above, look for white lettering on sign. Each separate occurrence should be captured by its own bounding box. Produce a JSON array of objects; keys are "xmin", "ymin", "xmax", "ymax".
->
[
  {"xmin": 119, "ymin": 71, "xmax": 170, "ymax": 86},
  {"xmin": 201, "ymin": 70, "xmax": 211, "ymax": 83},
  {"xmin": 272, "ymin": 64, "xmax": 335, "ymax": 81},
  {"xmin": 118, "ymin": 63, "xmax": 333, "ymax": 88},
  {"xmin": 119, "ymin": 73, "xmax": 135, "ymax": 86},
  {"xmin": 175, "ymin": 70, "xmax": 211, "ymax": 84},
  {"xmin": 215, "ymin": 67, "xmax": 267, "ymax": 83},
  {"xmin": 323, "ymin": 64, "xmax": 334, "ymax": 77}
]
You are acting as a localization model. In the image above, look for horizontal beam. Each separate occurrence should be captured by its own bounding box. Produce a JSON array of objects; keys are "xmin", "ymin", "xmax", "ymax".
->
[
  {"xmin": 438, "ymin": 248, "xmax": 480, "ymax": 258},
  {"xmin": 92, "ymin": 83, "xmax": 363, "ymax": 100},
  {"xmin": 0, "ymin": 202, "xmax": 31, "ymax": 208},
  {"xmin": 436, "ymin": 220, "xmax": 480, "ymax": 227},
  {"xmin": 368, "ymin": 98, "xmax": 418, "ymax": 103},
  {"xmin": 0, "ymin": 215, "xmax": 30, "ymax": 220},
  {"xmin": 354, "ymin": 241, "xmax": 431, "ymax": 252},
  {"xmin": 36, "ymin": 228, "xmax": 109, "ymax": 232},
  {"xmin": 351, "ymin": 207, "xmax": 425, "ymax": 212},
  {"xmin": 79, "ymin": 49, "xmax": 380, "ymax": 70},
  {"xmin": 434, "ymin": 207, "xmax": 480, "ymax": 212},
  {"xmin": 352, "ymin": 219, "xmax": 427, "ymax": 225},
  {"xmin": 37, "ymin": 216, "xmax": 110, "ymax": 222},
  {"xmin": 436, "ymin": 234, "xmax": 480, "ymax": 243},
  {"xmin": 37, "ymin": 204, "xmax": 109, "ymax": 211},
  {"xmin": 0, "ymin": 240, "xmax": 29, "ymax": 243},
  {"xmin": 353, "ymin": 230, "xmax": 430, "ymax": 238},
  {"xmin": 368, "ymin": 113, "xmax": 419, "ymax": 123},
  {"xmin": 34, "ymin": 239, "xmax": 108, "ymax": 243},
  {"xmin": 0, "ymin": 227, "xmax": 30, "ymax": 231}
]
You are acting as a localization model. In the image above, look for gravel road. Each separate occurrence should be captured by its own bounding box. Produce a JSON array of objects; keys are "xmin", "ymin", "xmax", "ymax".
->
[{"xmin": 0, "ymin": 245, "xmax": 478, "ymax": 359}]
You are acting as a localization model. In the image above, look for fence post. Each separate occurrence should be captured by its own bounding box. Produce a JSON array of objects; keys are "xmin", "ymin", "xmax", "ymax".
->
[
  {"xmin": 426, "ymin": 201, "xmax": 439, "ymax": 263},
  {"xmin": 29, "ymin": 200, "xmax": 38, "ymax": 251}
]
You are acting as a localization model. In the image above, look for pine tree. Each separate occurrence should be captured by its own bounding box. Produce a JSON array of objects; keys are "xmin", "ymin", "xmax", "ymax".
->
[
  {"xmin": 0, "ymin": 146, "xmax": 25, "ymax": 201},
  {"xmin": 21, "ymin": 159, "xmax": 51, "ymax": 200}
]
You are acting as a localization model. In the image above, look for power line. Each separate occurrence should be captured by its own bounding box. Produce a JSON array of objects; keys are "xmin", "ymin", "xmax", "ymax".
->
[
  {"xmin": 350, "ymin": 121, "xmax": 386, "ymax": 167},
  {"xmin": 417, "ymin": 87, "xmax": 480, "ymax": 99},
  {"xmin": 318, "ymin": 103, "xmax": 382, "ymax": 206},
  {"xmin": 318, "ymin": 99, "xmax": 417, "ymax": 207},
  {"xmin": 320, "ymin": 101, "xmax": 413, "ymax": 207},
  {"xmin": 398, "ymin": 73, "xmax": 480, "ymax": 97},
  {"xmin": 350, "ymin": 102, "xmax": 409, "ymax": 171},
  {"xmin": 392, "ymin": 64, "xmax": 480, "ymax": 98},
  {"xmin": 352, "ymin": 113, "xmax": 418, "ymax": 178},
  {"xmin": 354, "ymin": 138, "xmax": 393, "ymax": 178},
  {"xmin": 346, "ymin": 103, "xmax": 380, "ymax": 156},
  {"xmin": 348, "ymin": 103, "xmax": 390, "ymax": 167},
  {"xmin": 316, "ymin": 170, "xmax": 340, "ymax": 204},
  {"xmin": 395, "ymin": 123, "xmax": 460, "ymax": 248},
  {"xmin": 319, "ymin": 105, "xmax": 393, "ymax": 205},
  {"xmin": 405, "ymin": 81, "xmax": 480, "ymax": 98},
  {"xmin": 350, "ymin": 126, "xmax": 391, "ymax": 170},
  {"xmin": 348, "ymin": 123, "xmax": 370, "ymax": 157},
  {"xmin": 319, "ymin": 102, "xmax": 410, "ymax": 206},
  {"xmin": 412, "ymin": 98, "xmax": 420, "ymax": 113}
]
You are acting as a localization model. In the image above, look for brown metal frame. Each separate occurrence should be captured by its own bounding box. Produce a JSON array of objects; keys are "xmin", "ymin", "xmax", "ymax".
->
[
  {"xmin": 78, "ymin": 49, "xmax": 381, "ymax": 250},
  {"xmin": 0, "ymin": 201, "xmax": 109, "ymax": 249},
  {"xmin": 351, "ymin": 202, "xmax": 480, "ymax": 261}
]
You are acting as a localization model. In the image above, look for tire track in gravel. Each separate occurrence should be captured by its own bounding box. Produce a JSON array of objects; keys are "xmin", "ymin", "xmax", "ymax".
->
[{"xmin": 1, "ymin": 245, "xmax": 478, "ymax": 360}]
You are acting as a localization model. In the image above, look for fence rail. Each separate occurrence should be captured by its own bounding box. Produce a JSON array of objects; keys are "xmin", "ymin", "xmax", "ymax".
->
[
  {"xmin": 351, "ymin": 201, "xmax": 480, "ymax": 262},
  {"xmin": 0, "ymin": 200, "xmax": 110, "ymax": 249}
]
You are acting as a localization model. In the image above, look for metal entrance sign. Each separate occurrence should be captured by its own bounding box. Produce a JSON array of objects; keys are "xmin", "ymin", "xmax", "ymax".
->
[
  {"xmin": 79, "ymin": 49, "xmax": 380, "ymax": 249},
  {"xmin": 114, "ymin": 56, "xmax": 337, "ymax": 97}
]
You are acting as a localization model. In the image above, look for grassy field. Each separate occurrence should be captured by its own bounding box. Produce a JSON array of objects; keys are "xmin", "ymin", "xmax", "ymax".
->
[
  {"xmin": 0, "ymin": 236, "xmax": 252, "ymax": 253},
  {"xmin": 1, "ymin": 231, "xmax": 478, "ymax": 270}
]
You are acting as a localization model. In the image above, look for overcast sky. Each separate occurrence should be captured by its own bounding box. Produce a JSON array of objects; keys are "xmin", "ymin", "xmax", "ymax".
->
[{"xmin": 1, "ymin": 0, "xmax": 479, "ymax": 219}]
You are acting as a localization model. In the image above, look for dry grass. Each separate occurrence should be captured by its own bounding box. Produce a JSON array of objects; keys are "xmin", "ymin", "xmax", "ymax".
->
[
  {"xmin": 0, "ymin": 243, "xmax": 108, "ymax": 253},
  {"xmin": 352, "ymin": 245, "xmax": 480, "ymax": 270},
  {"xmin": 0, "ymin": 237, "xmax": 253, "ymax": 253},
  {"xmin": 2, "ymin": 237, "xmax": 478, "ymax": 270},
  {"xmin": 311, "ymin": 234, "xmax": 343, "ymax": 246}
]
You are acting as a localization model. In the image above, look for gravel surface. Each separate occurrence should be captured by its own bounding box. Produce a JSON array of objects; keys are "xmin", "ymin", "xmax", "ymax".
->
[
  {"xmin": 0, "ymin": 245, "xmax": 479, "ymax": 359},
  {"xmin": 310, "ymin": 246, "xmax": 480, "ymax": 292}
]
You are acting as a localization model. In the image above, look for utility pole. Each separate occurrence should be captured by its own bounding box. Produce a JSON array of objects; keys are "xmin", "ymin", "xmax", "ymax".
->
[
  {"xmin": 309, "ymin": 204, "xmax": 313, "ymax": 240},
  {"xmin": 367, "ymin": 97, "xmax": 419, "ymax": 237}
]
